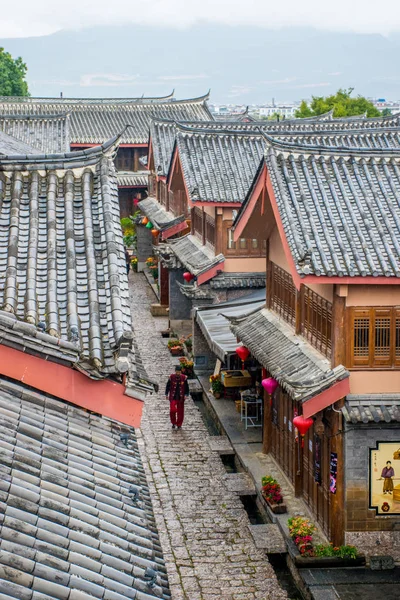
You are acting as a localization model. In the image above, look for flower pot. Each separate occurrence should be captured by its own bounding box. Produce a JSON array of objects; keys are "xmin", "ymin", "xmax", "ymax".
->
[
  {"xmin": 169, "ymin": 347, "xmax": 184, "ymax": 356},
  {"xmin": 263, "ymin": 496, "xmax": 287, "ymax": 514},
  {"xmin": 213, "ymin": 392, "xmax": 221, "ymax": 399}
]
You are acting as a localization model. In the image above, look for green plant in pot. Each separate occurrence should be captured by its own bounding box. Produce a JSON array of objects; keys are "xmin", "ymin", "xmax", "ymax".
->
[{"xmin": 209, "ymin": 374, "xmax": 223, "ymax": 397}]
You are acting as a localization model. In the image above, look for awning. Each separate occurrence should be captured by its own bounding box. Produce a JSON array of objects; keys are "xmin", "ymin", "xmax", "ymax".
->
[
  {"xmin": 165, "ymin": 234, "xmax": 225, "ymax": 285},
  {"xmin": 230, "ymin": 307, "xmax": 350, "ymax": 417},
  {"xmin": 195, "ymin": 291, "xmax": 266, "ymax": 362},
  {"xmin": 138, "ymin": 197, "xmax": 188, "ymax": 239}
]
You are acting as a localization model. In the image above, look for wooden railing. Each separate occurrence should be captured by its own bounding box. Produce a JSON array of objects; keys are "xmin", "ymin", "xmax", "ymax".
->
[
  {"xmin": 301, "ymin": 287, "xmax": 332, "ymax": 358},
  {"xmin": 270, "ymin": 263, "xmax": 296, "ymax": 327},
  {"xmin": 193, "ymin": 207, "xmax": 203, "ymax": 239},
  {"xmin": 269, "ymin": 262, "xmax": 333, "ymax": 358},
  {"xmin": 205, "ymin": 215, "xmax": 215, "ymax": 247}
]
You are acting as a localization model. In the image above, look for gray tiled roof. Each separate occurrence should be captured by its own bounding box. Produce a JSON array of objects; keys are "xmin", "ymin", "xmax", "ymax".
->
[
  {"xmin": 0, "ymin": 137, "xmax": 133, "ymax": 380},
  {"xmin": 175, "ymin": 126, "xmax": 265, "ymax": 203},
  {"xmin": 271, "ymin": 128, "xmax": 400, "ymax": 149},
  {"xmin": 265, "ymin": 140, "xmax": 400, "ymax": 278},
  {"xmin": 342, "ymin": 397, "xmax": 400, "ymax": 423},
  {"xmin": 0, "ymin": 114, "xmax": 69, "ymax": 154},
  {"xmin": 0, "ymin": 130, "xmax": 38, "ymax": 155},
  {"xmin": 210, "ymin": 272, "xmax": 266, "ymax": 289},
  {"xmin": 137, "ymin": 198, "xmax": 186, "ymax": 231},
  {"xmin": 159, "ymin": 235, "xmax": 225, "ymax": 276},
  {"xmin": 117, "ymin": 171, "xmax": 149, "ymax": 187},
  {"xmin": 0, "ymin": 95, "xmax": 213, "ymax": 145},
  {"xmin": 230, "ymin": 307, "xmax": 349, "ymax": 402},
  {"xmin": 0, "ymin": 377, "xmax": 170, "ymax": 600}
]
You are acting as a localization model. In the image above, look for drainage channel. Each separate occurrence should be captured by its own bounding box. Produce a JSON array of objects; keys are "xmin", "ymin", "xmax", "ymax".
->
[{"xmin": 193, "ymin": 391, "xmax": 303, "ymax": 600}]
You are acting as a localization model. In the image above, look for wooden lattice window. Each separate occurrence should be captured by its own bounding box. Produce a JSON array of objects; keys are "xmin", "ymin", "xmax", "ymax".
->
[
  {"xmin": 270, "ymin": 263, "xmax": 296, "ymax": 327},
  {"xmin": 205, "ymin": 215, "xmax": 215, "ymax": 247},
  {"xmin": 193, "ymin": 207, "xmax": 203, "ymax": 239},
  {"xmin": 301, "ymin": 288, "xmax": 332, "ymax": 358},
  {"xmin": 349, "ymin": 307, "xmax": 400, "ymax": 368}
]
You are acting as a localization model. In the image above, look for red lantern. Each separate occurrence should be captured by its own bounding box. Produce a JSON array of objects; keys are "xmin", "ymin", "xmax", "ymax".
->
[
  {"xmin": 236, "ymin": 346, "xmax": 250, "ymax": 368},
  {"xmin": 293, "ymin": 415, "xmax": 314, "ymax": 447},
  {"xmin": 261, "ymin": 377, "xmax": 278, "ymax": 395},
  {"xmin": 133, "ymin": 198, "xmax": 139, "ymax": 206},
  {"xmin": 142, "ymin": 217, "xmax": 149, "ymax": 225},
  {"xmin": 183, "ymin": 272, "xmax": 194, "ymax": 283},
  {"xmin": 151, "ymin": 229, "xmax": 158, "ymax": 237}
]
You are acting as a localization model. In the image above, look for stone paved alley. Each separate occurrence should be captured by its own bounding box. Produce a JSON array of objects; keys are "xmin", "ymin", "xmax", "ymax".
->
[{"xmin": 129, "ymin": 272, "xmax": 288, "ymax": 600}]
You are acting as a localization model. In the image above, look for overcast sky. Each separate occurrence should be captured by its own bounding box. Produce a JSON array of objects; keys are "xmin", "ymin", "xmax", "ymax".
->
[{"xmin": 1, "ymin": 0, "xmax": 399, "ymax": 38}]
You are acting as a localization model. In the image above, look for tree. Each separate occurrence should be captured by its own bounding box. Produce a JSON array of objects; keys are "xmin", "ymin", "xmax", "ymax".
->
[
  {"xmin": 295, "ymin": 88, "xmax": 380, "ymax": 119},
  {"xmin": 381, "ymin": 108, "xmax": 392, "ymax": 117},
  {"xmin": 0, "ymin": 48, "xmax": 29, "ymax": 96}
]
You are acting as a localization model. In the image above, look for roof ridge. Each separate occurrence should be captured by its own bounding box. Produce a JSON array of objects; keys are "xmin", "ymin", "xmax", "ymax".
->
[{"xmin": 262, "ymin": 131, "xmax": 400, "ymax": 157}]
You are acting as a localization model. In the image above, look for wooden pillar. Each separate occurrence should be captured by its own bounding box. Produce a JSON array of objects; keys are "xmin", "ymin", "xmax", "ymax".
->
[
  {"xmin": 266, "ymin": 240, "xmax": 272, "ymax": 308},
  {"xmin": 215, "ymin": 213, "xmax": 223, "ymax": 255},
  {"xmin": 159, "ymin": 262, "xmax": 169, "ymax": 307},
  {"xmin": 262, "ymin": 391, "xmax": 272, "ymax": 454},
  {"xmin": 295, "ymin": 284, "xmax": 304, "ymax": 335},
  {"xmin": 202, "ymin": 209, "xmax": 206, "ymax": 245},
  {"xmin": 331, "ymin": 285, "xmax": 347, "ymax": 367},
  {"xmin": 133, "ymin": 148, "xmax": 139, "ymax": 172}
]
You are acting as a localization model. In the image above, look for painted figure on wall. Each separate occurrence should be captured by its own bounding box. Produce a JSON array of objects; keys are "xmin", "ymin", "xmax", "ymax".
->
[
  {"xmin": 381, "ymin": 461, "xmax": 395, "ymax": 494},
  {"xmin": 370, "ymin": 443, "xmax": 400, "ymax": 515}
]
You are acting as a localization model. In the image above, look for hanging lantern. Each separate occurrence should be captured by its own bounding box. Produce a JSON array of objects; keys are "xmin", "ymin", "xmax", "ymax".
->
[
  {"xmin": 145, "ymin": 221, "xmax": 153, "ymax": 229},
  {"xmin": 133, "ymin": 198, "xmax": 139, "ymax": 206},
  {"xmin": 151, "ymin": 229, "xmax": 158, "ymax": 237},
  {"xmin": 183, "ymin": 272, "xmax": 194, "ymax": 283},
  {"xmin": 236, "ymin": 346, "xmax": 250, "ymax": 368},
  {"xmin": 293, "ymin": 415, "xmax": 314, "ymax": 447},
  {"xmin": 142, "ymin": 217, "xmax": 149, "ymax": 225},
  {"xmin": 236, "ymin": 346, "xmax": 250, "ymax": 362},
  {"xmin": 261, "ymin": 377, "xmax": 278, "ymax": 395}
]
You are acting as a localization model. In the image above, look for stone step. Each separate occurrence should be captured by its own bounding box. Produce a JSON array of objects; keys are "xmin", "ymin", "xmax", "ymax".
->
[
  {"xmin": 208, "ymin": 435, "xmax": 235, "ymax": 456},
  {"xmin": 223, "ymin": 472, "xmax": 256, "ymax": 496},
  {"xmin": 248, "ymin": 523, "xmax": 287, "ymax": 554}
]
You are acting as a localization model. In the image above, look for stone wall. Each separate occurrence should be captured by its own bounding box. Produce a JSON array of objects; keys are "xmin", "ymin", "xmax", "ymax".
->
[
  {"xmin": 345, "ymin": 423, "xmax": 400, "ymax": 561},
  {"xmin": 192, "ymin": 319, "xmax": 217, "ymax": 373},
  {"xmin": 136, "ymin": 226, "xmax": 153, "ymax": 272}
]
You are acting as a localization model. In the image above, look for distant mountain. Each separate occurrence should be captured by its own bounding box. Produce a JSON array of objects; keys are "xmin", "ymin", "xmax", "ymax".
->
[{"xmin": 1, "ymin": 25, "xmax": 400, "ymax": 103}]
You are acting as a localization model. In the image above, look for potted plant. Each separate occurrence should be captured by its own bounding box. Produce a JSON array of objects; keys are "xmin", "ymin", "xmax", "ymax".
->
[
  {"xmin": 209, "ymin": 374, "xmax": 224, "ymax": 398},
  {"xmin": 167, "ymin": 339, "xmax": 184, "ymax": 356},
  {"xmin": 184, "ymin": 335, "xmax": 193, "ymax": 353},
  {"xmin": 179, "ymin": 357, "xmax": 195, "ymax": 379},
  {"xmin": 261, "ymin": 476, "xmax": 287, "ymax": 514},
  {"xmin": 130, "ymin": 256, "xmax": 138, "ymax": 272}
]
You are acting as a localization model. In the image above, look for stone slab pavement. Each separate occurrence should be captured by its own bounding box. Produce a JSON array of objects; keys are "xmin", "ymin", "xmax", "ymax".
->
[{"xmin": 129, "ymin": 272, "xmax": 287, "ymax": 600}]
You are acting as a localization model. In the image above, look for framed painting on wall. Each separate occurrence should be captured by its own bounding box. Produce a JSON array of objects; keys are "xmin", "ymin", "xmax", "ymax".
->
[{"xmin": 370, "ymin": 442, "xmax": 400, "ymax": 515}]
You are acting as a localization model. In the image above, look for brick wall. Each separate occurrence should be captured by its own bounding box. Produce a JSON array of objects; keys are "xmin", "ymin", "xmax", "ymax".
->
[{"xmin": 345, "ymin": 423, "xmax": 400, "ymax": 560}]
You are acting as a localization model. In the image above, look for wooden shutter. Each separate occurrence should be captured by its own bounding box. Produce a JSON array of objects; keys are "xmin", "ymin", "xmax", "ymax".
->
[
  {"xmin": 395, "ymin": 308, "xmax": 400, "ymax": 367},
  {"xmin": 372, "ymin": 308, "xmax": 393, "ymax": 367},
  {"xmin": 349, "ymin": 308, "xmax": 371, "ymax": 367}
]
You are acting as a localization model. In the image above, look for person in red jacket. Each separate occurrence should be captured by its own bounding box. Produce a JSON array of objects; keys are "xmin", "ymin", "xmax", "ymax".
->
[{"xmin": 165, "ymin": 365, "xmax": 189, "ymax": 429}]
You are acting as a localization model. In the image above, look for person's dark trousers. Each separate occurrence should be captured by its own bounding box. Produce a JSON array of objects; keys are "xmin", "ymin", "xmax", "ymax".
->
[
  {"xmin": 126, "ymin": 263, "xmax": 130, "ymax": 275},
  {"xmin": 170, "ymin": 400, "xmax": 184, "ymax": 427}
]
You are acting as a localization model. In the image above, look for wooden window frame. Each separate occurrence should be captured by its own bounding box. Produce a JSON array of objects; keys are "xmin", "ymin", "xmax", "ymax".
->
[
  {"xmin": 269, "ymin": 263, "xmax": 296, "ymax": 327},
  {"xmin": 348, "ymin": 306, "xmax": 400, "ymax": 369},
  {"xmin": 223, "ymin": 220, "xmax": 266, "ymax": 257},
  {"xmin": 301, "ymin": 287, "xmax": 332, "ymax": 359}
]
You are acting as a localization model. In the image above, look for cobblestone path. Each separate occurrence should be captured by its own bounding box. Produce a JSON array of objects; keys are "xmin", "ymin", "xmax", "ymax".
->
[{"xmin": 129, "ymin": 273, "xmax": 287, "ymax": 600}]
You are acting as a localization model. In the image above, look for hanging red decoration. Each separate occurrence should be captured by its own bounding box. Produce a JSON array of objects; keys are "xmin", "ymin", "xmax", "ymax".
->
[
  {"xmin": 151, "ymin": 229, "xmax": 158, "ymax": 237},
  {"xmin": 133, "ymin": 198, "xmax": 139, "ymax": 206},
  {"xmin": 142, "ymin": 217, "xmax": 149, "ymax": 225},
  {"xmin": 236, "ymin": 346, "xmax": 250, "ymax": 362},
  {"xmin": 293, "ymin": 415, "xmax": 314, "ymax": 447},
  {"xmin": 183, "ymin": 272, "xmax": 194, "ymax": 283},
  {"xmin": 261, "ymin": 377, "xmax": 278, "ymax": 395}
]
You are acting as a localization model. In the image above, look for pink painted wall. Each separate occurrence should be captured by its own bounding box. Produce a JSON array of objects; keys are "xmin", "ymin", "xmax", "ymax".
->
[
  {"xmin": 224, "ymin": 257, "xmax": 266, "ymax": 273},
  {"xmin": 349, "ymin": 371, "xmax": 400, "ymax": 394},
  {"xmin": 346, "ymin": 285, "xmax": 400, "ymax": 307}
]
